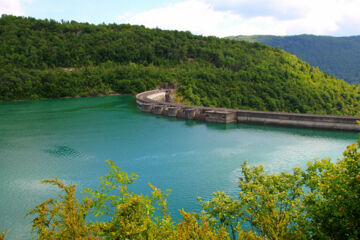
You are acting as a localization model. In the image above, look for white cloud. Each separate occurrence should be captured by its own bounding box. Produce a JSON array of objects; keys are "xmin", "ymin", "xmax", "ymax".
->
[
  {"xmin": 117, "ymin": 0, "xmax": 239, "ymax": 36},
  {"xmin": 208, "ymin": 0, "xmax": 308, "ymax": 20},
  {"xmin": 0, "ymin": 0, "xmax": 32, "ymax": 16},
  {"xmin": 0, "ymin": 0, "xmax": 24, "ymax": 15},
  {"xmin": 117, "ymin": 0, "xmax": 360, "ymax": 36}
]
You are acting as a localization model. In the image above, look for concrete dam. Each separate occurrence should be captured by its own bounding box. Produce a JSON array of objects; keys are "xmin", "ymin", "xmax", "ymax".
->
[{"xmin": 136, "ymin": 89, "xmax": 360, "ymax": 131}]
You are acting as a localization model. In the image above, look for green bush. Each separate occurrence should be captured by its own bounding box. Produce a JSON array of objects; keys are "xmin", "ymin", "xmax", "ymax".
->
[
  {"xmin": 5, "ymin": 138, "xmax": 356, "ymax": 239},
  {"xmin": 200, "ymin": 139, "xmax": 360, "ymax": 240}
]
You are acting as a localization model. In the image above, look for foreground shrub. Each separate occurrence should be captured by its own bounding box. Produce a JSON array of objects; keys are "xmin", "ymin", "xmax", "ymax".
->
[
  {"xmin": 304, "ymin": 141, "xmax": 360, "ymax": 239},
  {"xmin": 0, "ymin": 230, "xmax": 5, "ymax": 240},
  {"xmin": 25, "ymin": 160, "xmax": 229, "ymax": 240},
  {"xmin": 200, "ymin": 139, "xmax": 360, "ymax": 240},
  {"xmin": 3, "ymin": 138, "xmax": 360, "ymax": 239}
]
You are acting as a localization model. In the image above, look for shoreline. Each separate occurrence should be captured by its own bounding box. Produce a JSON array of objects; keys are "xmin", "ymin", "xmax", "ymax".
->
[{"xmin": 2, "ymin": 92, "xmax": 132, "ymax": 103}]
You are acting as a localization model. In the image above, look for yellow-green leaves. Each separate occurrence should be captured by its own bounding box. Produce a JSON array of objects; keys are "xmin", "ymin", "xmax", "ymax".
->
[
  {"xmin": 0, "ymin": 230, "xmax": 6, "ymax": 240},
  {"xmin": 23, "ymin": 139, "xmax": 360, "ymax": 240},
  {"xmin": 26, "ymin": 178, "xmax": 96, "ymax": 240},
  {"xmin": 237, "ymin": 161, "xmax": 307, "ymax": 240},
  {"xmin": 302, "ymin": 140, "xmax": 360, "ymax": 239},
  {"xmin": 200, "ymin": 192, "xmax": 242, "ymax": 240},
  {"xmin": 25, "ymin": 160, "xmax": 229, "ymax": 240},
  {"xmin": 172, "ymin": 210, "xmax": 229, "ymax": 240}
]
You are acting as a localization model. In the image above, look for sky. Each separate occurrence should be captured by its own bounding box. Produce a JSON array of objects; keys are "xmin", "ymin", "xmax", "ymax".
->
[{"xmin": 1, "ymin": 0, "xmax": 360, "ymax": 37}]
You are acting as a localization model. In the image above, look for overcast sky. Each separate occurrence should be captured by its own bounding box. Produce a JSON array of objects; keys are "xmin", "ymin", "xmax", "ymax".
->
[{"xmin": 1, "ymin": 0, "xmax": 360, "ymax": 37}]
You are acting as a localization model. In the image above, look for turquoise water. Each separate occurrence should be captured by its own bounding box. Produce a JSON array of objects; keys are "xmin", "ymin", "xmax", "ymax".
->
[{"xmin": 0, "ymin": 95, "xmax": 357, "ymax": 239}]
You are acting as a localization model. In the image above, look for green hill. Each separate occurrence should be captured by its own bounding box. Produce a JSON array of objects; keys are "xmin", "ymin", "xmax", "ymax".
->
[
  {"xmin": 228, "ymin": 34, "xmax": 360, "ymax": 84},
  {"xmin": 1, "ymin": 15, "xmax": 360, "ymax": 116}
]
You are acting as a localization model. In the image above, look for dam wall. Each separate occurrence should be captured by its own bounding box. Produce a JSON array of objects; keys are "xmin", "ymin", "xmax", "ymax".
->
[{"xmin": 136, "ymin": 89, "xmax": 360, "ymax": 131}]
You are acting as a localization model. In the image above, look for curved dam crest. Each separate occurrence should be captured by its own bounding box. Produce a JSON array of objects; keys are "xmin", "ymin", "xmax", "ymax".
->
[{"xmin": 136, "ymin": 89, "xmax": 360, "ymax": 131}]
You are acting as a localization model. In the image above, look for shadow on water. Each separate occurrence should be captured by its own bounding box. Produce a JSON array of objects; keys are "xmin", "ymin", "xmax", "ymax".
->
[
  {"xmin": 0, "ymin": 95, "xmax": 137, "ymax": 115},
  {"xmin": 61, "ymin": 96, "xmax": 136, "ymax": 113},
  {"xmin": 205, "ymin": 122, "xmax": 358, "ymax": 140},
  {"xmin": 45, "ymin": 145, "xmax": 88, "ymax": 159}
]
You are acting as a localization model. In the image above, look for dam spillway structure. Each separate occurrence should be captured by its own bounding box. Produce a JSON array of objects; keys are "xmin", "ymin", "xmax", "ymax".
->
[
  {"xmin": 166, "ymin": 106, "xmax": 180, "ymax": 117},
  {"xmin": 205, "ymin": 110, "xmax": 237, "ymax": 124},
  {"xmin": 152, "ymin": 104, "xmax": 165, "ymax": 115},
  {"xmin": 183, "ymin": 108, "xmax": 198, "ymax": 120},
  {"xmin": 136, "ymin": 89, "xmax": 360, "ymax": 131}
]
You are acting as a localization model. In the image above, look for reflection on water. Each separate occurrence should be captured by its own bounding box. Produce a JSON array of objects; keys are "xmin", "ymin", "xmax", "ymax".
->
[{"xmin": 0, "ymin": 95, "xmax": 357, "ymax": 239}]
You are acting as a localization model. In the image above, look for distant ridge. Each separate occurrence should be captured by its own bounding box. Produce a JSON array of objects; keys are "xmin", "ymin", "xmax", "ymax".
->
[{"xmin": 227, "ymin": 34, "xmax": 360, "ymax": 84}]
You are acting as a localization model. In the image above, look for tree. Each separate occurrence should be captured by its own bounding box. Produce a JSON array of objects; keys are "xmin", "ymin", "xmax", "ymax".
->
[
  {"xmin": 4, "ymin": 135, "xmax": 360, "ymax": 239},
  {"xmin": 0, "ymin": 230, "xmax": 5, "ymax": 240},
  {"xmin": 201, "ymin": 162, "xmax": 307, "ymax": 240},
  {"xmin": 303, "ymin": 141, "xmax": 360, "ymax": 239},
  {"xmin": 25, "ymin": 160, "xmax": 229, "ymax": 240},
  {"xmin": 201, "ymin": 139, "xmax": 360, "ymax": 240}
]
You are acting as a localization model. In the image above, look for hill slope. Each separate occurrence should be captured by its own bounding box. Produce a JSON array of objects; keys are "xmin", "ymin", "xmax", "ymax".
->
[
  {"xmin": 228, "ymin": 34, "xmax": 360, "ymax": 84},
  {"xmin": 1, "ymin": 15, "xmax": 360, "ymax": 116}
]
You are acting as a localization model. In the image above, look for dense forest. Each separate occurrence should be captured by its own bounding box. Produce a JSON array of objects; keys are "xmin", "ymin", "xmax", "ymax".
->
[
  {"xmin": 1, "ymin": 15, "xmax": 360, "ymax": 116},
  {"xmin": 228, "ymin": 34, "xmax": 360, "ymax": 84}
]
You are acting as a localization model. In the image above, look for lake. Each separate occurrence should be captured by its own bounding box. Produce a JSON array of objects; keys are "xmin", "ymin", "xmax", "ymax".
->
[{"xmin": 0, "ymin": 95, "xmax": 357, "ymax": 239}]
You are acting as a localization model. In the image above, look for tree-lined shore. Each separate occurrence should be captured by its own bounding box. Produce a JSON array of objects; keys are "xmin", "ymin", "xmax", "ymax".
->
[{"xmin": 1, "ymin": 15, "xmax": 360, "ymax": 116}]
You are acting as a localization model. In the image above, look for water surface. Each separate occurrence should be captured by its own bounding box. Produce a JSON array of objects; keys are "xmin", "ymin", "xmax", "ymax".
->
[{"xmin": 0, "ymin": 96, "xmax": 357, "ymax": 239}]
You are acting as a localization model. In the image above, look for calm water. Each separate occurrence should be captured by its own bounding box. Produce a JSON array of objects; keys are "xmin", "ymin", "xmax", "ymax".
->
[{"xmin": 0, "ymin": 96, "xmax": 358, "ymax": 239}]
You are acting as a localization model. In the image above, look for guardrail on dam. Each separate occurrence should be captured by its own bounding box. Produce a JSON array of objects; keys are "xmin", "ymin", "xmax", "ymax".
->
[{"xmin": 136, "ymin": 89, "xmax": 360, "ymax": 131}]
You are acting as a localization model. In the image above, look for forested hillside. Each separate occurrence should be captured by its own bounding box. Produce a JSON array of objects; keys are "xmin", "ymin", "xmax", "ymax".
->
[
  {"xmin": 1, "ymin": 15, "xmax": 360, "ymax": 116},
  {"xmin": 229, "ymin": 34, "xmax": 360, "ymax": 84}
]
